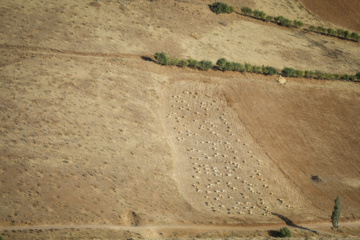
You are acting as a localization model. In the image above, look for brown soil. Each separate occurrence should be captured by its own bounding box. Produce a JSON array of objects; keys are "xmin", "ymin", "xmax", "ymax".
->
[
  {"xmin": 299, "ymin": 0, "xmax": 360, "ymax": 32},
  {"xmin": 0, "ymin": 0, "xmax": 359, "ymax": 239}
]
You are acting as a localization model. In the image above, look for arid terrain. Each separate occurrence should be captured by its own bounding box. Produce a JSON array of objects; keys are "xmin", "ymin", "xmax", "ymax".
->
[{"xmin": 0, "ymin": 0, "xmax": 359, "ymax": 239}]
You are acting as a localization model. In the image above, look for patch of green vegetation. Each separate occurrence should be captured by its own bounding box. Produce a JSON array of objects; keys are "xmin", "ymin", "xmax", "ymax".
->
[
  {"xmin": 154, "ymin": 52, "xmax": 359, "ymax": 82},
  {"xmin": 210, "ymin": 2, "xmax": 234, "ymax": 14}
]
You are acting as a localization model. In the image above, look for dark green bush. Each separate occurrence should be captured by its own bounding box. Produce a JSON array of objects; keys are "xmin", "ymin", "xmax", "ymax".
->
[
  {"xmin": 293, "ymin": 69, "xmax": 304, "ymax": 77},
  {"xmin": 262, "ymin": 66, "xmax": 279, "ymax": 75},
  {"xmin": 154, "ymin": 52, "xmax": 169, "ymax": 65},
  {"xmin": 293, "ymin": 20, "xmax": 303, "ymax": 28},
  {"xmin": 210, "ymin": 2, "xmax": 234, "ymax": 14},
  {"xmin": 198, "ymin": 60, "xmax": 213, "ymax": 71},
  {"xmin": 337, "ymin": 29, "xmax": 345, "ymax": 37},
  {"xmin": 327, "ymin": 28, "xmax": 336, "ymax": 35},
  {"xmin": 245, "ymin": 63, "xmax": 253, "ymax": 72},
  {"xmin": 187, "ymin": 59, "xmax": 199, "ymax": 69},
  {"xmin": 334, "ymin": 74, "xmax": 341, "ymax": 80},
  {"xmin": 265, "ymin": 16, "xmax": 273, "ymax": 22},
  {"xmin": 341, "ymin": 74, "xmax": 350, "ymax": 80},
  {"xmin": 356, "ymin": 72, "xmax": 360, "ymax": 80},
  {"xmin": 315, "ymin": 70, "xmax": 325, "ymax": 79},
  {"xmin": 216, "ymin": 58, "xmax": 228, "ymax": 71},
  {"xmin": 282, "ymin": 67, "xmax": 295, "ymax": 77},
  {"xmin": 232, "ymin": 62, "xmax": 245, "ymax": 72},
  {"xmin": 169, "ymin": 58, "xmax": 179, "ymax": 66},
  {"xmin": 252, "ymin": 65, "xmax": 262, "ymax": 73},
  {"xmin": 279, "ymin": 227, "xmax": 291, "ymax": 238},
  {"xmin": 178, "ymin": 59, "xmax": 188, "ymax": 67},
  {"xmin": 224, "ymin": 61, "xmax": 234, "ymax": 71},
  {"xmin": 241, "ymin": 7, "xmax": 252, "ymax": 15},
  {"xmin": 350, "ymin": 32, "xmax": 360, "ymax": 41},
  {"xmin": 305, "ymin": 70, "xmax": 315, "ymax": 78},
  {"xmin": 253, "ymin": 10, "xmax": 266, "ymax": 20}
]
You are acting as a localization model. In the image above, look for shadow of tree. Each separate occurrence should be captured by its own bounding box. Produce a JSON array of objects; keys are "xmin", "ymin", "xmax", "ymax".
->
[
  {"xmin": 141, "ymin": 56, "xmax": 156, "ymax": 63},
  {"xmin": 271, "ymin": 212, "xmax": 318, "ymax": 233}
]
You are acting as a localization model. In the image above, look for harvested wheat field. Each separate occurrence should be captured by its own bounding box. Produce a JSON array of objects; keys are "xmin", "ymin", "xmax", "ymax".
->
[{"xmin": 0, "ymin": 0, "xmax": 359, "ymax": 239}]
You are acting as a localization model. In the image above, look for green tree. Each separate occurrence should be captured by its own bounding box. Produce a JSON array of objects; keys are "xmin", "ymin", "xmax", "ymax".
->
[
  {"xmin": 169, "ymin": 58, "xmax": 179, "ymax": 66},
  {"xmin": 178, "ymin": 59, "xmax": 188, "ymax": 67},
  {"xmin": 187, "ymin": 59, "xmax": 199, "ymax": 69},
  {"xmin": 356, "ymin": 72, "xmax": 360, "ymax": 80},
  {"xmin": 154, "ymin": 52, "xmax": 169, "ymax": 65},
  {"xmin": 210, "ymin": 2, "xmax": 234, "ymax": 14},
  {"xmin": 279, "ymin": 227, "xmax": 291, "ymax": 238},
  {"xmin": 262, "ymin": 66, "xmax": 279, "ymax": 75},
  {"xmin": 282, "ymin": 67, "xmax": 295, "ymax": 77},
  {"xmin": 331, "ymin": 195, "xmax": 341, "ymax": 237},
  {"xmin": 327, "ymin": 28, "xmax": 335, "ymax": 36},
  {"xmin": 309, "ymin": 25, "xmax": 315, "ymax": 31},
  {"xmin": 216, "ymin": 58, "xmax": 228, "ymax": 71},
  {"xmin": 350, "ymin": 32, "xmax": 359, "ymax": 41},
  {"xmin": 224, "ymin": 61, "xmax": 234, "ymax": 71},
  {"xmin": 198, "ymin": 60, "xmax": 213, "ymax": 71},
  {"xmin": 265, "ymin": 16, "xmax": 273, "ymax": 22},
  {"xmin": 232, "ymin": 62, "xmax": 244, "ymax": 72},
  {"xmin": 245, "ymin": 63, "xmax": 253, "ymax": 72},
  {"xmin": 241, "ymin": 7, "xmax": 252, "ymax": 15}
]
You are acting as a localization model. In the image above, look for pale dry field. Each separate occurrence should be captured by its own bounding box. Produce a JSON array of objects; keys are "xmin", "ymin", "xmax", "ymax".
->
[{"xmin": 0, "ymin": 0, "xmax": 360, "ymax": 239}]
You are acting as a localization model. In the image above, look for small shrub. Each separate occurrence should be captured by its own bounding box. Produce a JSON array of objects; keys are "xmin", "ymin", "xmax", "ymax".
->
[
  {"xmin": 350, "ymin": 32, "xmax": 359, "ymax": 41},
  {"xmin": 344, "ymin": 30, "xmax": 350, "ymax": 39},
  {"xmin": 305, "ymin": 70, "xmax": 315, "ymax": 78},
  {"xmin": 245, "ymin": 63, "xmax": 253, "ymax": 72},
  {"xmin": 178, "ymin": 59, "xmax": 188, "ymax": 67},
  {"xmin": 293, "ymin": 69, "xmax": 304, "ymax": 77},
  {"xmin": 309, "ymin": 25, "xmax": 315, "ymax": 31},
  {"xmin": 356, "ymin": 72, "xmax": 360, "ymax": 80},
  {"xmin": 327, "ymin": 28, "xmax": 336, "ymax": 35},
  {"xmin": 349, "ymin": 75, "xmax": 356, "ymax": 81},
  {"xmin": 315, "ymin": 70, "xmax": 325, "ymax": 79},
  {"xmin": 253, "ymin": 10, "xmax": 266, "ymax": 20},
  {"xmin": 293, "ymin": 20, "xmax": 304, "ymax": 28},
  {"xmin": 265, "ymin": 16, "xmax": 273, "ymax": 22},
  {"xmin": 169, "ymin": 58, "xmax": 179, "ymax": 66},
  {"xmin": 337, "ymin": 29, "xmax": 345, "ymax": 37},
  {"xmin": 233, "ymin": 62, "xmax": 245, "ymax": 72},
  {"xmin": 210, "ymin": 2, "xmax": 234, "ymax": 14},
  {"xmin": 216, "ymin": 58, "xmax": 228, "ymax": 71},
  {"xmin": 154, "ymin": 52, "xmax": 169, "ymax": 65},
  {"xmin": 224, "ymin": 61, "xmax": 234, "ymax": 71},
  {"xmin": 198, "ymin": 60, "xmax": 213, "ymax": 71},
  {"xmin": 187, "ymin": 59, "xmax": 199, "ymax": 69},
  {"xmin": 241, "ymin": 7, "xmax": 252, "ymax": 15},
  {"xmin": 279, "ymin": 227, "xmax": 291, "ymax": 238},
  {"xmin": 252, "ymin": 65, "xmax": 262, "ymax": 73},
  {"xmin": 279, "ymin": 18, "xmax": 291, "ymax": 27},
  {"xmin": 262, "ymin": 66, "xmax": 279, "ymax": 75},
  {"xmin": 334, "ymin": 74, "xmax": 341, "ymax": 80},
  {"xmin": 282, "ymin": 67, "xmax": 295, "ymax": 77}
]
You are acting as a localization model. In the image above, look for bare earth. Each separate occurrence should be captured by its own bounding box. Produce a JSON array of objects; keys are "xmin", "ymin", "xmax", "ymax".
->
[{"xmin": 0, "ymin": 0, "xmax": 359, "ymax": 239}]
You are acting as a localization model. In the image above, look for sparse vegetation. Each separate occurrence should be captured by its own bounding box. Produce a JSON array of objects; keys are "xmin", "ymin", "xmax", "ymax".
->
[
  {"xmin": 279, "ymin": 227, "xmax": 291, "ymax": 238},
  {"xmin": 210, "ymin": 2, "xmax": 234, "ymax": 14}
]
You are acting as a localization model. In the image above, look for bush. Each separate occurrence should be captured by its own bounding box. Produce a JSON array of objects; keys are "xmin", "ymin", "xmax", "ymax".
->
[
  {"xmin": 252, "ymin": 65, "xmax": 262, "ymax": 73},
  {"xmin": 233, "ymin": 62, "xmax": 245, "ymax": 72},
  {"xmin": 224, "ymin": 61, "xmax": 234, "ymax": 71},
  {"xmin": 334, "ymin": 74, "xmax": 341, "ymax": 80},
  {"xmin": 293, "ymin": 20, "xmax": 304, "ymax": 28},
  {"xmin": 282, "ymin": 67, "xmax": 295, "ymax": 77},
  {"xmin": 198, "ymin": 60, "xmax": 213, "ymax": 71},
  {"xmin": 253, "ymin": 10, "xmax": 266, "ymax": 20},
  {"xmin": 262, "ymin": 66, "xmax": 279, "ymax": 75},
  {"xmin": 315, "ymin": 70, "xmax": 325, "ymax": 79},
  {"xmin": 241, "ymin": 7, "xmax": 252, "ymax": 15},
  {"xmin": 210, "ymin": 2, "xmax": 234, "ymax": 14},
  {"xmin": 305, "ymin": 70, "xmax": 315, "ymax": 78},
  {"xmin": 154, "ymin": 52, "xmax": 169, "ymax": 65},
  {"xmin": 293, "ymin": 69, "xmax": 304, "ymax": 77},
  {"xmin": 216, "ymin": 58, "xmax": 228, "ymax": 71},
  {"xmin": 279, "ymin": 227, "xmax": 291, "ymax": 238},
  {"xmin": 169, "ymin": 58, "xmax": 179, "ymax": 66},
  {"xmin": 309, "ymin": 25, "xmax": 315, "ymax": 31},
  {"xmin": 265, "ymin": 16, "xmax": 273, "ymax": 22},
  {"xmin": 178, "ymin": 59, "xmax": 188, "ymax": 67},
  {"xmin": 327, "ymin": 28, "xmax": 336, "ymax": 35},
  {"xmin": 245, "ymin": 63, "xmax": 253, "ymax": 72},
  {"xmin": 187, "ymin": 59, "xmax": 199, "ymax": 69},
  {"xmin": 350, "ymin": 32, "xmax": 360, "ymax": 41},
  {"xmin": 356, "ymin": 72, "xmax": 360, "ymax": 80}
]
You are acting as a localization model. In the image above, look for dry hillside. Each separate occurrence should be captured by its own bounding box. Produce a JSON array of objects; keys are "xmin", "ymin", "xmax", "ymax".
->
[{"xmin": 0, "ymin": 0, "xmax": 359, "ymax": 239}]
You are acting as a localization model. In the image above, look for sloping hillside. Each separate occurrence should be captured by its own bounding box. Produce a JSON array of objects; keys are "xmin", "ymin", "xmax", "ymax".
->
[{"xmin": 0, "ymin": 0, "xmax": 359, "ymax": 239}]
